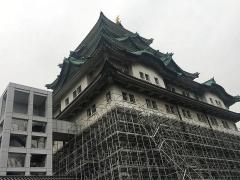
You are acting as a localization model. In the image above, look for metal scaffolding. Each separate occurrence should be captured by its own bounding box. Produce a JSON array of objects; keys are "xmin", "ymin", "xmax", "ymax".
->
[
  {"xmin": 0, "ymin": 176, "xmax": 76, "ymax": 180},
  {"xmin": 53, "ymin": 94, "xmax": 240, "ymax": 179}
]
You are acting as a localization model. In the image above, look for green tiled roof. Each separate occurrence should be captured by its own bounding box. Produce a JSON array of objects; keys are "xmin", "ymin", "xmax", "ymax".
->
[
  {"xmin": 46, "ymin": 12, "xmax": 199, "ymax": 90},
  {"xmin": 203, "ymin": 77, "xmax": 217, "ymax": 86},
  {"xmin": 202, "ymin": 77, "xmax": 240, "ymax": 106},
  {"xmin": 46, "ymin": 12, "xmax": 240, "ymax": 108}
]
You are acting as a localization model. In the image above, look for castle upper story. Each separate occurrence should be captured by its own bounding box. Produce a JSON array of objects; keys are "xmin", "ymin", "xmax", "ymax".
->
[{"xmin": 46, "ymin": 13, "xmax": 240, "ymax": 131}]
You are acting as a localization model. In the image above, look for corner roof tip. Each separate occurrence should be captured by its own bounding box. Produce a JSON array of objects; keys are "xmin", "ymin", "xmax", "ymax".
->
[
  {"xmin": 99, "ymin": 11, "xmax": 106, "ymax": 18},
  {"xmin": 203, "ymin": 77, "xmax": 216, "ymax": 86},
  {"xmin": 234, "ymin": 95, "xmax": 240, "ymax": 102}
]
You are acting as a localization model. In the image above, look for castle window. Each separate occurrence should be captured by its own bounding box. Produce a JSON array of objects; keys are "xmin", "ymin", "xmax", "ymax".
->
[
  {"xmin": 87, "ymin": 104, "xmax": 96, "ymax": 117},
  {"xmin": 122, "ymin": 92, "xmax": 128, "ymax": 101},
  {"xmin": 122, "ymin": 92, "xmax": 135, "ymax": 104},
  {"xmin": 154, "ymin": 77, "xmax": 159, "ymax": 85},
  {"xmin": 209, "ymin": 98, "xmax": 214, "ymax": 104},
  {"xmin": 233, "ymin": 123, "xmax": 238, "ymax": 131},
  {"xmin": 182, "ymin": 90, "xmax": 190, "ymax": 97},
  {"xmin": 182, "ymin": 109, "xmax": 191, "ymax": 119},
  {"xmin": 197, "ymin": 113, "xmax": 201, "ymax": 121},
  {"xmin": 146, "ymin": 99, "xmax": 157, "ymax": 109},
  {"xmin": 182, "ymin": 109, "xmax": 186, "ymax": 117},
  {"xmin": 73, "ymin": 90, "xmax": 77, "ymax": 98},
  {"xmin": 139, "ymin": 72, "xmax": 150, "ymax": 81},
  {"xmin": 145, "ymin": 74, "xmax": 150, "ymax": 81},
  {"xmin": 187, "ymin": 111, "xmax": 192, "ymax": 118},
  {"xmin": 222, "ymin": 120, "xmax": 229, "ymax": 129},
  {"xmin": 165, "ymin": 104, "xmax": 175, "ymax": 114},
  {"xmin": 65, "ymin": 98, "xmax": 69, "ymax": 106},
  {"xmin": 92, "ymin": 104, "xmax": 96, "ymax": 114},
  {"xmin": 129, "ymin": 94, "xmax": 135, "ymax": 103},
  {"xmin": 77, "ymin": 85, "xmax": 82, "ymax": 94},
  {"xmin": 215, "ymin": 100, "xmax": 222, "ymax": 107},
  {"xmin": 167, "ymin": 86, "xmax": 175, "ymax": 93},
  {"xmin": 210, "ymin": 117, "xmax": 218, "ymax": 126},
  {"xmin": 197, "ymin": 113, "xmax": 206, "ymax": 123},
  {"xmin": 146, "ymin": 99, "xmax": 151, "ymax": 108},
  {"xmin": 152, "ymin": 100, "xmax": 158, "ymax": 109},
  {"xmin": 87, "ymin": 108, "xmax": 91, "ymax": 117},
  {"xmin": 218, "ymin": 101, "xmax": 222, "ymax": 107},
  {"xmin": 106, "ymin": 91, "xmax": 111, "ymax": 102}
]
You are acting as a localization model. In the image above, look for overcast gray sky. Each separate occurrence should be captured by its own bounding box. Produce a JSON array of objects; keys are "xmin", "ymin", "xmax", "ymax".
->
[{"xmin": 0, "ymin": 0, "xmax": 240, "ymax": 113}]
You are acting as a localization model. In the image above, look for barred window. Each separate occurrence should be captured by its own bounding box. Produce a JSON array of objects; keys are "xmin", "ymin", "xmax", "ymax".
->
[
  {"xmin": 197, "ymin": 113, "xmax": 206, "ymax": 123},
  {"xmin": 165, "ymin": 104, "xmax": 175, "ymax": 114},
  {"xmin": 139, "ymin": 72, "xmax": 144, "ymax": 79},
  {"xmin": 222, "ymin": 120, "xmax": 229, "ymax": 129},
  {"xmin": 152, "ymin": 100, "xmax": 158, "ymax": 109},
  {"xmin": 154, "ymin": 77, "xmax": 159, "ymax": 85},
  {"xmin": 210, "ymin": 117, "xmax": 218, "ymax": 126},
  {"xmin": 129, "ymin": 94, "xmax": 135, "ymax": 103},
  {"xmin": 146, "ymin": 99, "xmax": 151, "ymax": 108},
  {"xmin": 77, "ymin": 85, "xmax": 82, "ymax": 94},
  {"xmin": 65, "ymin": 98, "xmax": 69, "ymax": 106},
  {"xmin": 182, "ymin": 109, "xmax": 192, "ymax": 119},
  {"xmin": 145, "ymin": 74, "xmax": 150, "ymax": 81},
  {"xmin": 122, "ymin": 92, "xmax": 136, "ymax": 104},
  {"xmin": 122, "ymin": 92, "xmax": 128, "ymax": 101},
  {"xmin": 106, "ymin": 91, "xmax": 111, "ymax": 102},
  {"xmin": 73, "ymin": 90, "xmax": 77, "ymax": 98},
  {"xmin": 92, "ymin": 104, "xmax": 96, "ymax": 114}
]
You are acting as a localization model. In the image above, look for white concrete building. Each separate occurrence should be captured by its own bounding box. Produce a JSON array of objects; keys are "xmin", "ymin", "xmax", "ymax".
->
[{"xmin": 0, "ymin": 83, "xmax": 52, "ymax": 176}]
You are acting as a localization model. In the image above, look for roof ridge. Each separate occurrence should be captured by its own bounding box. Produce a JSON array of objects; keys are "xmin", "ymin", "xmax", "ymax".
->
[{"xmin": 203, "ymin": 77, "xmax": 216, "ymax": 86}]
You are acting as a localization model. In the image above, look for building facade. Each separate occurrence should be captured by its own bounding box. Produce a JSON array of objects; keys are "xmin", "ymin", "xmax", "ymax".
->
[
  {"xmin": 0, "ymin": 83, "xmax": 52, "ymax": 176},
  {"xmin": 49, "ymin": 13, "xmax": 240, "ymax": 179}
]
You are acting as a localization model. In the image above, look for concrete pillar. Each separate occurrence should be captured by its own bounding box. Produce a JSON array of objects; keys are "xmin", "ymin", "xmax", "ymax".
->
[{"xmin": 0, "ymin": 85, "xmax": 14, "ymax": 175}]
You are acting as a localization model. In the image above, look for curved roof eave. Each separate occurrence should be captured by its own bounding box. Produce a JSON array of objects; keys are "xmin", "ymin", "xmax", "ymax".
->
[
  {"xmin": 162, "ymin": 54, "xmax": 199, "ymax": 80},
  {"xmin": 202, "ymin": 78, "xmax": 239, "ymax": 107}
]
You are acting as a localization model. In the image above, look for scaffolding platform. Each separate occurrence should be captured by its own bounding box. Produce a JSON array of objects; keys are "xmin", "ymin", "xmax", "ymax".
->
[{"xmin": 53, "ymin": 106, "xmax": 240, "ymax": 180}]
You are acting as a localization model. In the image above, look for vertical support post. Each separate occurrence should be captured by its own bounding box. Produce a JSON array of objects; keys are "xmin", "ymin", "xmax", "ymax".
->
[{"xmin": 0, "ymin": 85, "xmax": 14, "ymax": 175}]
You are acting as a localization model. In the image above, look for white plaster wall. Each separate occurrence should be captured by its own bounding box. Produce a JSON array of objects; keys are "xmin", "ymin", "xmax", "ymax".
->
[
  {"xmin": 177, "ymin": 105, "xmax": 238, "ymax": 134},
  {"xmin": 61, "ymin": 76, "xmax": 88, "ymax": 111},
  {"xmin": 131, "ymin": 63, "xmax": 166, "ymax": 88},
  {"xmin": 67, "ymin": 85, "xmax": 240, "ymax": 136},
  {"xmin": 70, "ymin": 86, "xmax": 120, "ymax": 132},
  {"xmin": 204, "ymin": 92, "xmax": 227, "ymax": 109},
  {"xmin": 210, "ymin": 116, "xmax": 239, "ymax": 135},
  {"xmin": 167, "ymin": 84, "xmax": 198, "ymax": 100},
  {"xmin": 165, "ymin": 84, "xmax": 229, "ymax": 111},
  {"xmin": 178, "ymin": 106, "xmax": 210, "ymax": 129}
]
